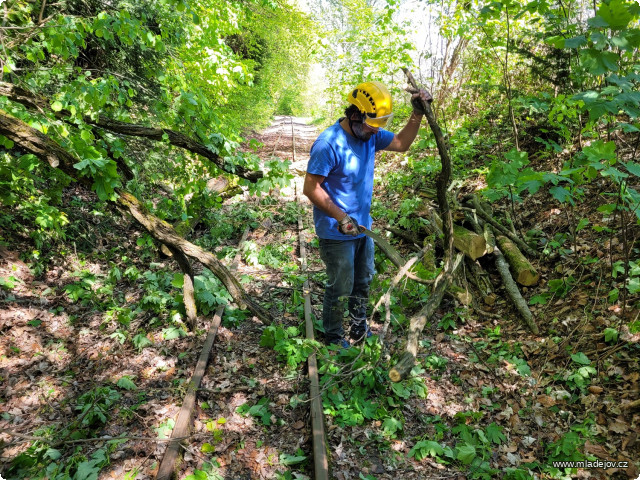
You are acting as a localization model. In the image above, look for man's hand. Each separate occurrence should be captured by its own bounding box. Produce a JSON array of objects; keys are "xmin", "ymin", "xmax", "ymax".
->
[
  {"xmin": 410, "ymin": 89, "xmax": 433, "ymax": 115},
  {"xmin": 338, "ymin": 214, "xmax": 361, "ymax": 236}
]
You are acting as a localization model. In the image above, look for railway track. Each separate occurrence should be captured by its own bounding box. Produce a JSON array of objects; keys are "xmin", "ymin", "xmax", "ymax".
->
[{"xmin": 156, "ymin": 115, "xmax": 332, "ymax": 479}]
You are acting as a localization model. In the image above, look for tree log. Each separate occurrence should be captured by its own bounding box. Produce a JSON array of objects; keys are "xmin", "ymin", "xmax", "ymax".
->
[
  {"xmin": 488, "ymin": 228, "xmax": 539, "ymax": 334},
  {"xmin": 0, "ymin": 81, "xmax": 263, "ymax": 182},
  {"xmin": 466, "ymin": 194, "xmax": 538, "ymax": 258},
  {"xmin": 0, "ymin": 110, "xmax": 270, "ymax": 324},
  {"xmin": 389, "ymin": 253, "xmax": 464, "ymax": 382},
  {"xmin": 496, "ymin": 235, "xmax": 539, "ymax": 286},
  {"xmin": 422, "ymin": 208, "xmax": 486, "ymax": 260}
]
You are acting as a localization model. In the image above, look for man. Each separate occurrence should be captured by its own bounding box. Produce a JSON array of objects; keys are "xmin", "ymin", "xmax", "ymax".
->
[{"xmin": 303, "ymin": 81, "xmax": 432, "ymax": 347}]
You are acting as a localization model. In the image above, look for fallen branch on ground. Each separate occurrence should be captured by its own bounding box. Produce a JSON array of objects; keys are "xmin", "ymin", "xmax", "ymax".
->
[{"xmin": 0, "ymin": 110, "xmax": 270, "ymax": 324}]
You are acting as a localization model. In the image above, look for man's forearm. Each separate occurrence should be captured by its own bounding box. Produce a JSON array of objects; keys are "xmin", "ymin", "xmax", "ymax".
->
[
  {"xmin": 395, "ymin": 111, "xmax": 424, "ymax": 150},
  {"xmin": 304, "ymin": 184, "xmax": 345, "ymax": 220}
]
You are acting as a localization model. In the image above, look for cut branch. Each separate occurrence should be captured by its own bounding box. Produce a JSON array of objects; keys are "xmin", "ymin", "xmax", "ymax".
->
[
  {"xmin": 0, "ymin": 81, "xmax": 263, "ymax": 182},
  {"xmin": 496, "ymin": 235, "xmax": 539, "ymax": 286},
  {"xmin": 389, "ymin": 253, "xmax": 464, "ymax": 382},
  {"xmin": 488, "ymin": 227, "xmax": 539, "ymax": 334}
]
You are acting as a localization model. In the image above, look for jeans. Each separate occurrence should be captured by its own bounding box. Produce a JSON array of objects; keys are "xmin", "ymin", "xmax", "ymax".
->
[{"xmin": 318, "ymin": 236, "xmax": 375, "ymax": 344}]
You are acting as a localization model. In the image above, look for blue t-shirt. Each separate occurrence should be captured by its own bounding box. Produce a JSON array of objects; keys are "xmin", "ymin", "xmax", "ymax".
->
[{"xmin": 307, "ymin": 120, "xmax": 394, "ymax": 240}]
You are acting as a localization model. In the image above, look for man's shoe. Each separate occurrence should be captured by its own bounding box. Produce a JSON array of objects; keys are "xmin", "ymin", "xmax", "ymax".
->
[
  {"xmin": 327, "ymin": 338, "xmax": 351, "ymax": 349},
  {"xmin": 350, "ymin": 326, "xmax": 372, "ymax": 344}
]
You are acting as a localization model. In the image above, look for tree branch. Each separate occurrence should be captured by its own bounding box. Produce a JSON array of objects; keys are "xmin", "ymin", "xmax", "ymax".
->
[
  {"xmin": 0, "ymin": 110, "xmax": 271, "ymax": 323},
  {"xmin": 0, "ymin": 81, "xmax": 263, "ymax": 182}
]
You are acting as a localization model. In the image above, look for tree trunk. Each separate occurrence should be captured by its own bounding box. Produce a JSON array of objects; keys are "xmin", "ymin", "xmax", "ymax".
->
[{"xmin": 488, "ymin": 228, "xmax": 539, "ymax": 334}]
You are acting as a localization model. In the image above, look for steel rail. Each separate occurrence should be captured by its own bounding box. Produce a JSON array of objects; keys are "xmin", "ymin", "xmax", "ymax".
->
[
  {"xmin": 293, "ymin": 115, "xmax": 330, "ymax": 480},
  {"xmin": 156, "ymin": 226, "xmax": 250, "ymax": 480}
]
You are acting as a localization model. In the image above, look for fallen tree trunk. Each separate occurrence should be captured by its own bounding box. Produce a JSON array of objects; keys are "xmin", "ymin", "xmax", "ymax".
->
[
  {"xmin": 0, "ymin": 110, "xmax": 270, "ymax": 324},
  {"xmin": 0, "ymin": 82, "xmax": 263, "ymax": 182},
  {"xmin": 496, "ymin": 235, "xmax": 539, "ymax": 286}
]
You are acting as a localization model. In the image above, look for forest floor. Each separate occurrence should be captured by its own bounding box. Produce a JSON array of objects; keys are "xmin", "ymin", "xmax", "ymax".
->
[{"xmin": 1, "ymin": 116, "xmax": 639, "ymax": 480}]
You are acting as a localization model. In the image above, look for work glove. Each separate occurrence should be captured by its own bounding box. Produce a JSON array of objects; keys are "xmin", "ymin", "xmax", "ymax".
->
[
  {"xmin": 338, "ymin": 214, "xmax": 361, "ymax": 236},
  {"xmin": 411, "ymin": 89, "xmax": 433, "ymax": 115}
]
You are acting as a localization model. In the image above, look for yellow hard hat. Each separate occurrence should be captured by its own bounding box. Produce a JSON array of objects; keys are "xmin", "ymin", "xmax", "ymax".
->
[{"xmin": 347, "ymin": 81, "xmax": 393, "ymax": 128}]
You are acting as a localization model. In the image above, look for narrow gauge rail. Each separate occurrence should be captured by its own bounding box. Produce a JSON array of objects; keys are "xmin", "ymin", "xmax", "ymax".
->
[
  {"xmin": 157, "ymin": 116, "xmax": 331, "ymax": 479},
  {"xmin": 156, "ymin": 227, "xmax": 250, "ymax": 480},
  {"xmin": 291, "ymin": 116, "xmax": 331, "ymax": 480}
]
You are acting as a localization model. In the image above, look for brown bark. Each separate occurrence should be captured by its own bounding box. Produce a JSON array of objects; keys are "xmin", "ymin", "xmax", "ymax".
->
[
  {"xmin": 424, "ymin": 208, "xmax": 487, "ymax": 260},
  {"xmin": 0, "ymin": 110, "xmax": 270, "ymax": 324},
  {"xmin": 0, "ymin": 82, "xmax": 263, "ymax": 182}
]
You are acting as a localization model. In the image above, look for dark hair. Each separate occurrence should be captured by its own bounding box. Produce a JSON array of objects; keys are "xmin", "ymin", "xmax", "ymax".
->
[{"xmin": 344, "ymin": 104, "xmax": 363, "ymax": 120}]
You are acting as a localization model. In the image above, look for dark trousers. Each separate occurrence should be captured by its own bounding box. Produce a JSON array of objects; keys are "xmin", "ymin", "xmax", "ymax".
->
[{"xmin": 318, "ymin": 236, "xmax": 374, "ymax": 344}]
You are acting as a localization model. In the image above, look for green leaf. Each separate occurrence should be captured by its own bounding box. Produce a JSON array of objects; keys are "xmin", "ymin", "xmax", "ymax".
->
[
  {"xmin": 576, "ymin": 218, "xmax": 590, "ymax": 231},
  {"xmin": 604, "ymin": 327, "xmax": 619, "ymax": 343},
  {"xmin": 75, "ymin": 460, "xmax": 100, "ymax": 480},
  {"xmin": 456, "ymin": 444, "xmax": 477, "ymax": 464},
  {"xmin": 45, "ymin": 448, "xmax": 62, "ymax": 460},
  {"xmin": 597, "ymin": 0, "xmax": 635, "ymax": 29},
  {"xmin": 564, "ymin": 35, "xmax": 587, "ymax": 48},
  {"xmin": 201, "ymin": 442, "xmax": 216, "ymax": 453},
  {"xmin": 485, "ymin": 422, "xmax": 506, "ymax": 445},
  {"xmin": 571, "ymin": 352, "xmax": 591, "ymax": 365},
  {"xmin": 162, "ymin": 326, "xmax": 186, "ymax": 340},
  {"xmin": 382, "ymin": 417, "xmax": 403, "ymax": 436},
  {"xmin": 116, "ymin": 376, "xmax": 137, "ymax": 390},
  {"xmin": 132, "ymin": 333, "xmax": 152, "ymax": 350},
  {"xmin": 623, "ymin": 161, "xmax": 640, "ymax": 177},
  {"xmin": 280, "ymin": 453, "xmax": 307, "ymax": 465},
  {"xmin": 409, "ymin": 440, "xmax": 444, "ymax": 460},
  {"xmin": 627, "ymin": 277, "xmax": 640, "ymax": 294},
  {"xmin": 51, "ymin": 101, "xmax": 63, "ymax": 112},
  {"xmin": 529, "ymin": 294, "xmax": 549, "ymax": 305},
  {"xmin": 171, "ymin": 273, "xmax": 184, "ymax": 288},
  {"xmin": 550, "ymin": 186, "xmax": 572, "ymax": 203},
  {"xmin": 390, "ymin": 382, "xmax": 411, "ymax": 399}
]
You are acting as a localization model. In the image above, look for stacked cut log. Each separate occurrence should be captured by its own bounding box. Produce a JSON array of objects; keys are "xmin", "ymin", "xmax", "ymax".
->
[{"xmin": 396, "ymin": 193, "xmax": 540, "ymax": 334}]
